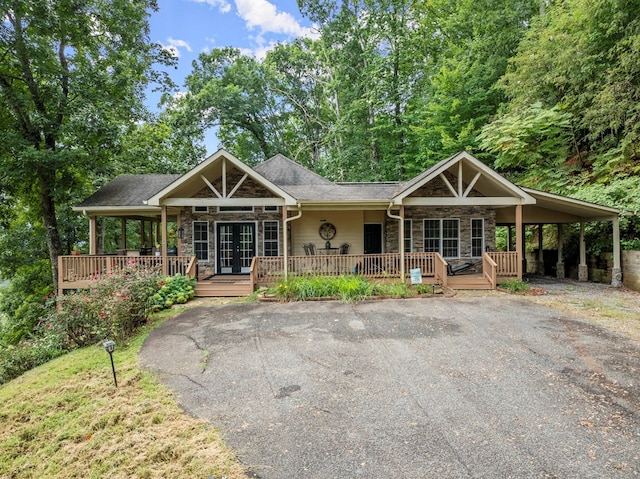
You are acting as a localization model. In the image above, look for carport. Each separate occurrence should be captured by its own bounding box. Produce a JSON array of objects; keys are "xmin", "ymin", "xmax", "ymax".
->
[{"xmin": 495, "ymin": 188, "xmax": 621, "ymax": 286}]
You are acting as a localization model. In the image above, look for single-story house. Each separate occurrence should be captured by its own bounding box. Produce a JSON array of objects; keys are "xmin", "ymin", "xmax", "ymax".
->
[{"xmin": 64, "ymin": 149, "xmax": 621, "ymax": 296}]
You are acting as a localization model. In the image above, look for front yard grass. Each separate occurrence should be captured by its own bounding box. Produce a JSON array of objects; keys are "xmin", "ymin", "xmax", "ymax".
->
[{"xmin": 0, "ymin": 303, "xmax": 249, "ymax": 479}]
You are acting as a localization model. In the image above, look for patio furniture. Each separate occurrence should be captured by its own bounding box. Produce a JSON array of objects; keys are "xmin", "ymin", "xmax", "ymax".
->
[
  {"xmin": 303, "ymin": 243, "xmax": 317, "ymax": 255},
  {"xmin": 339, "ymin": 243, "xmax": 351, "ymax": 255}
]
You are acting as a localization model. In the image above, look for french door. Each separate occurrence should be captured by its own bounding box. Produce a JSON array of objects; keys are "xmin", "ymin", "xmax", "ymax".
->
[{"xmin": 217, "ymin": 223, "xmax": 255, "ymax": 274}]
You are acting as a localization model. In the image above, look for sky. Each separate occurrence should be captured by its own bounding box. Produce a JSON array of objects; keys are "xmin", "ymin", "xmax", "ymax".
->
[{"xmin": 147, "ymin": 0, "xmax": 318, "ymax": 152}]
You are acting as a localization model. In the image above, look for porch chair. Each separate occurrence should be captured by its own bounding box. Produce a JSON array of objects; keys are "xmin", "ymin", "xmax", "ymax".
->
[
  {"xmin": 303, "ymin": 243, "xmax": 317, "ymax": 255},
  {"xmin": 339, "ymin": 242, "xmax": 351, "ymax": 255}
]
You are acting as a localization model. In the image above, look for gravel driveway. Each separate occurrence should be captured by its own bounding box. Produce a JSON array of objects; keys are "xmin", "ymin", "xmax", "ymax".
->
[{"xmin": 141, "ymin": 290, "xmax": 640, "ymax": 478}]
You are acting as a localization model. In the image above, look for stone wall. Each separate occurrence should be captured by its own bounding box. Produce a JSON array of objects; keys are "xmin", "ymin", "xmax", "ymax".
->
[{"xmin": 622, "ymin": 251, "xmax": 640, "ymax": 291}]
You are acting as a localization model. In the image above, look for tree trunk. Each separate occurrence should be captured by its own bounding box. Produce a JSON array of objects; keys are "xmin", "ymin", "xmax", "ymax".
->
[{"xmin": 37, "ymin": 167, "xmax": 63, "ymax": 294}]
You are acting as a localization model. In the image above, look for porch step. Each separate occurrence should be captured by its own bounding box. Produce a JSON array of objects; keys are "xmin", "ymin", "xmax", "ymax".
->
[
  {"xmin": 195, "ymin": 279, "xmax": 254, "ymax": 297},
  {"xmin": 447, "ymin": 275, "xmax": 494, "ymax": 290}
]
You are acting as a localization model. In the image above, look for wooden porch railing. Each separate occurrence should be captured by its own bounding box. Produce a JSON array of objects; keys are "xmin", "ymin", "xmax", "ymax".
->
[
  {"xmin": 487, "ymin": 251, "xmax": 519, "ymax": 277},
  {"xmin": 253, "ymin": 252, "xmax": 440, "ymax": 285},
  {"xmin": 482, "ymin": 253, "xmax": 498, "ymax": 289},
  {"xmin": 58, "ymin": 255, "xmax": 195, "ymax": 294}
]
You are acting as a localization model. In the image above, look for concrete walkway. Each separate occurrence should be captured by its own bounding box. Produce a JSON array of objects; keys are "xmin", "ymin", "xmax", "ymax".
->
[{"xmin": 141, "ymin": 296, "xmax": 640, "ymax": 478}]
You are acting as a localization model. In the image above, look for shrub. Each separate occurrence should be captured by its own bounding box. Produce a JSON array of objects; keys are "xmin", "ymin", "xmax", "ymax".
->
[
  {"xmin": 51, "ymin": 268, "xmax": 160, "ymax": 347},
  {"xmin": 499, "ymin": 278, "xmax": 530, "ymax": 294},
  {"xmin": 270, "ymin": 276, "xmax": 422, "ymax": 302},
  {"xmin": 149, "ymin": 274, "xmax": 196, "ymax": 312}
]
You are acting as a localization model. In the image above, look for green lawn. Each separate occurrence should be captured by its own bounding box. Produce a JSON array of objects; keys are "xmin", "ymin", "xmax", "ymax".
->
[{"xmin": 0, "ymin": 305, "xmax": 248, "ymax": 479}]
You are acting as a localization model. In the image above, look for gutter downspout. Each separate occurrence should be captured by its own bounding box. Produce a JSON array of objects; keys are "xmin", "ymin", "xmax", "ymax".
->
[
  {"xmin": 387, "ymin": 203, "xmax": 405, "ymax": 281},
  {"xmin": 283, "ymin": 204, "xmax": 303, "ymax": 280}
]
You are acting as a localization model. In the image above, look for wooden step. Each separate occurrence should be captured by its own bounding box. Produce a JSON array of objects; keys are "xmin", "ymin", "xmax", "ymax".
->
[
  {"xmin": 195, "ymin": 280, "xmax": 253, "ymax": 297},
  {"xmin": 447, "ymin": 275, "xmax": 493, "ymax": 290}
]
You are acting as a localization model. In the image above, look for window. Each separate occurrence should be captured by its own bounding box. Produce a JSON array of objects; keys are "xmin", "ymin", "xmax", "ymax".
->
[
  {"xmin": 218, "ymin": 206, "xmax": 254, "ymax": 213},
  {"xmin": 403, "ymin": 219, "xmax": 412, "ymax": 253},
  {"xmin": 193, "ymin": 221, "xmax": 209, "ymax": 261},
  {"xmin": 471, "ymin": 219, "xmax": 484, "ymax": 257},
  {"xmin": 263, "ymin": 221, "xmax": 279, "ymax": 256},
  {"xmin": 264, "ymin": 206, "xmax": 279, "ymax": 212},
  {"xmin": 193, "ymin": 206, "xmax": 209, "ymax": 214},
  {"xmin": 424, "ymin": 219, "xmax": 459, "ymax": 258}
]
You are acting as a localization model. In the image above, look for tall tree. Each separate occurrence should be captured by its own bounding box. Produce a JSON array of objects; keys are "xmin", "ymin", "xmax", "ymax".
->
[{"xmin": 0, "ymin": 0, "xmax": 172, "ymax": 292}]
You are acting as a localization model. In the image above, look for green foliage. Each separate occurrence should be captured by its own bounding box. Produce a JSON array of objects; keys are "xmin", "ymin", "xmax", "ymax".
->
[
  {"xmin": 478, "ymin": 102, "xmax": 576, "ymax": 187},
  {"xmin": 51, "ymin": 270, "xmax": 160, "ymax": 348},
  {"xmin": 269, "ymin": 275, "xmax": 433, "ymax": 302},
  {"xmin": 149, "ymin": 274, "xmax": 197, "ymax": 311},
  {"xmin": 499, "ymin": 279, "xmax": 530, "ymax": 294}
]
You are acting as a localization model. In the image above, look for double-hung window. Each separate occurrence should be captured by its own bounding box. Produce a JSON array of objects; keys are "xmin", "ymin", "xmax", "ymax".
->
[
  {"xmin": 424, "ymin": 219, "xmax": 459, "ymax": 258},
  {"xmin": 471, "ymin": 219, "xmax": 484, "ymax": 257},
  {"xmin": 193, "ymin": 221, "xmax": 209, "ymax": 261},
  {"xmin": 263, "ymin": 221, "xmax": 279, "ymax": 256}
]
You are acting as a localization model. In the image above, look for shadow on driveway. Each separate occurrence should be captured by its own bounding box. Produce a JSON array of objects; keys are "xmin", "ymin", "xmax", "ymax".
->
[{"xmin": 141, "ymin": 297, "xmax": 640, "ymax": 478}]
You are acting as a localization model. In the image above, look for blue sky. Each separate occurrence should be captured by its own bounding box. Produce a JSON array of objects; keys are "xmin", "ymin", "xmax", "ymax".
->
[
  {"xmin": 147, "ymin": 0, "xmax": 317, "ymax": 152},
  {"xmin": 147, "ymin": 0, "xmax": 317, "ymax": 131}
]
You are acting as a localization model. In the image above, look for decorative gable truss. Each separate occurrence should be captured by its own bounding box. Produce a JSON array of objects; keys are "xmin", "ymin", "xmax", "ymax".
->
[
  {"xmin": 146, "ymin": 149, "xmax": 297, "ymax": 208},
  {"xmin": 392, "ymin": 152, "xmax": 536, "ymax": 207}
]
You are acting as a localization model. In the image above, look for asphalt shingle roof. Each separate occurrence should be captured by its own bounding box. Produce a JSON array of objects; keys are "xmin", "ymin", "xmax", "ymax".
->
[{"xmin": 77, "ymin": 174, "xmax": 180, "ymax": 208}]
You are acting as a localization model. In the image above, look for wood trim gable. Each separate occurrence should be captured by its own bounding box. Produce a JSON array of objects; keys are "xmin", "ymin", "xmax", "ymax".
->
[
  {"xmin": 392, "ymin": 151, "xmax": 536, "ymax": 206},
  {"xmin": 146, "ymin": 149, "xmax": 298, "ymax": 206}
]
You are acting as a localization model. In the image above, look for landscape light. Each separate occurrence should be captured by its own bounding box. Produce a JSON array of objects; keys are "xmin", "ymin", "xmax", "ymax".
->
[{"xmin": 103, "ymin": 340, "xmax": 117, "ymax": 387}]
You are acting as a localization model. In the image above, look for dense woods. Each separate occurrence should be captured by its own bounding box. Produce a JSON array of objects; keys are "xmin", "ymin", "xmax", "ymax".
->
[{"xmin": 1, "ymin": 0, "xmax": 639, "ymax": 342}]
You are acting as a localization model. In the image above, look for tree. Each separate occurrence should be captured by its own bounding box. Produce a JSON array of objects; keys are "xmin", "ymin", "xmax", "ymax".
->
[{"xmin": 0, "ymin": 0, "xmax": 173, "ymax": 292}]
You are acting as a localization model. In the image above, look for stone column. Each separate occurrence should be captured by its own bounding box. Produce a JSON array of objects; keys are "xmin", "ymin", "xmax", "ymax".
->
[
  {"xmin": 556, "ymin": 224, "xmax": 565, "ymax": 279},
  {"xmin": 611, "ymin": 216, "xmax": 622, "ymax": 287},
  {"xmin": 578, "ymin": 222, "xmax": 588, "ymax": 281}
]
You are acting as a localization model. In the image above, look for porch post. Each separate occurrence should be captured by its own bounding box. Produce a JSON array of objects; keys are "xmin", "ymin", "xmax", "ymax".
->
[
  {"xmin": 161, "ymin": 205, "xmax": 168, "ymax": 276},
  {"xmin": 556, "ymin": 224, "xmax": 565, "ymax": 279},
  {"xmin": 507, "ymin": 226, "xmax": 512, "ymax": 252},
  {"xmin": 282, "ymin": 206, "xmax": 289, "ymax": 280},
  {"xmin": 578, "ymin": 222, "xmax": 588, "ymax": 281},
  {"xmin": 515, "ymin": 203, "xmax": 523, "ymax": 280},
  {"xmin": 120, "ymin": 218, "xmax": 127, "ymax": 252},
  {"xmin": 611, "ymin": 216, "xmax": 622, "ymax": 287},
  {"xmin": 399, "ymin": 205, "xmax": 405, "ymax": 280},
  {"xmin": 177, "ymin": 213, "xmax": 183, "ymax": 255},
  {"xmin": 536, "ymin": 224, "xmax": 544, "ymax": 275},
  {"xmin": 89, "ymin": 216, "xmax": 97, "ymax": 255}
]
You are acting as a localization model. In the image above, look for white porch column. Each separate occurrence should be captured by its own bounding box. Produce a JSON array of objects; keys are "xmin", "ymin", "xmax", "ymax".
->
[
  {"xmin": 161, "ymin": 206, "xmax": 168, "ymax": 276},
  {"xmin": 612, "ymin": 216, "xmax": 622, "ymax": 287},
  {"xmin": 556, "ymin": 224, "xmax": 565, "ymax": 279},
  {"xmin": 89, "ymin": 216, "xmax": 97, "ymax": 255},
  {"xmin": 283, "ymin": 206, "xmax": 289, "ymax": 280},
  {"xmin": 578, "ymin": 222, "xmax": 588, "ymax": 281},
  {"xmin": 515, "ymin": 203, "xmax": 523, "ymax": 280}
]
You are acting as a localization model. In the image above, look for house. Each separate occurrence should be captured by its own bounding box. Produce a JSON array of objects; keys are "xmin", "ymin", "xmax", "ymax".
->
[{"xmin": 65, "ymin": 149, "xmax": 621, "ymax": 296}]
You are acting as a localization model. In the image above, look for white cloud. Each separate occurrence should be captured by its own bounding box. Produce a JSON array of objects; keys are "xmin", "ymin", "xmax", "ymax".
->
[
  {"xmin": 187, "ymin": 0, "xmax": 232, "ymax": 14},
  {"xmin": 161, "ymin": 37, "xmax": 193, "ymax": 58},
  {"xmin": 235, "ymin": 0, "xmax": 317, "ymax": 39}
]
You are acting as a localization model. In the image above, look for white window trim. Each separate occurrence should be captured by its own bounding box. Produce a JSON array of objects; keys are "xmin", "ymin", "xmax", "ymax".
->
[
  {"xmin": 262, "ymin": 220, "xmax": 279, "ymax": 256},
  {"xmin": 471, "ymin": 218, "xmax": 485, "ymax": 258},
  {"xmin": 192, "ymin": 220, "xmax": 209, "ymax": 262},
  {"xmin": 423, "ymin": 218, "xmax": 460, "ymax": 258},
  {"xmin": 264, "ymin": 206, "xmax": 279, "ymax": 212},
  {"xmin": 192, "ymin": 205, "xmax": 209, "ymax": 214}
]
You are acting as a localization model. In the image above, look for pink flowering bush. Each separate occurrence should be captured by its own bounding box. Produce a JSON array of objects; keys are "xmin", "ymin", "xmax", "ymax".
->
[{"xmin": 50, "ymin": 268, "xmax": 160, "ymax": 347}]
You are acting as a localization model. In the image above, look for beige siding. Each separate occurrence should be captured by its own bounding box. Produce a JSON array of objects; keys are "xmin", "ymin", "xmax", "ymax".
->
[{"xmin": 290, "ymin": 210, "xmax": 367, "ymax": 255}]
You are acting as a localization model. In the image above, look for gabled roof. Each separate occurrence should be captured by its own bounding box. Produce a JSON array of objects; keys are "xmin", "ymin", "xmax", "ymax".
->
[
  {"xmin": 392, "ymin": 151, "xmax": 536, "ymax": 205},
  {"xmin": 255, "ymin": 154, "xmax": 333, "ymax": 186},
  {"xmin": 146, "ymin": 149, "xmax": 298, "ymax": 206}
]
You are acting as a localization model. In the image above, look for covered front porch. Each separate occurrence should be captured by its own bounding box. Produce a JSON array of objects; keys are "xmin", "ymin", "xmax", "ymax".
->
[{"xmin": 58, "ymin": 250, "xmax": 519, "ymax": 296}]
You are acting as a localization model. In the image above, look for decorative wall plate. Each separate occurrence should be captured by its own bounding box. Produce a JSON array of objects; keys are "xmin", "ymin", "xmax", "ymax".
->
[{"xmin": 319, "ymin": 222, "xmax": 337, "ymax": 240}]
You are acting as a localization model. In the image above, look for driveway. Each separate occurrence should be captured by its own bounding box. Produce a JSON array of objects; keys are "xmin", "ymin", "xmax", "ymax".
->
[{"xmin": 141, "ymin": 296, "xmax": 640, "ymax": 478}]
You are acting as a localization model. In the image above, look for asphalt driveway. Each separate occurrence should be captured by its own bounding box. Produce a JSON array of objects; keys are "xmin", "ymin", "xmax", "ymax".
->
[{"xmin": 140, "ymin": 297, "xmax": 640, "ymax": 478}]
